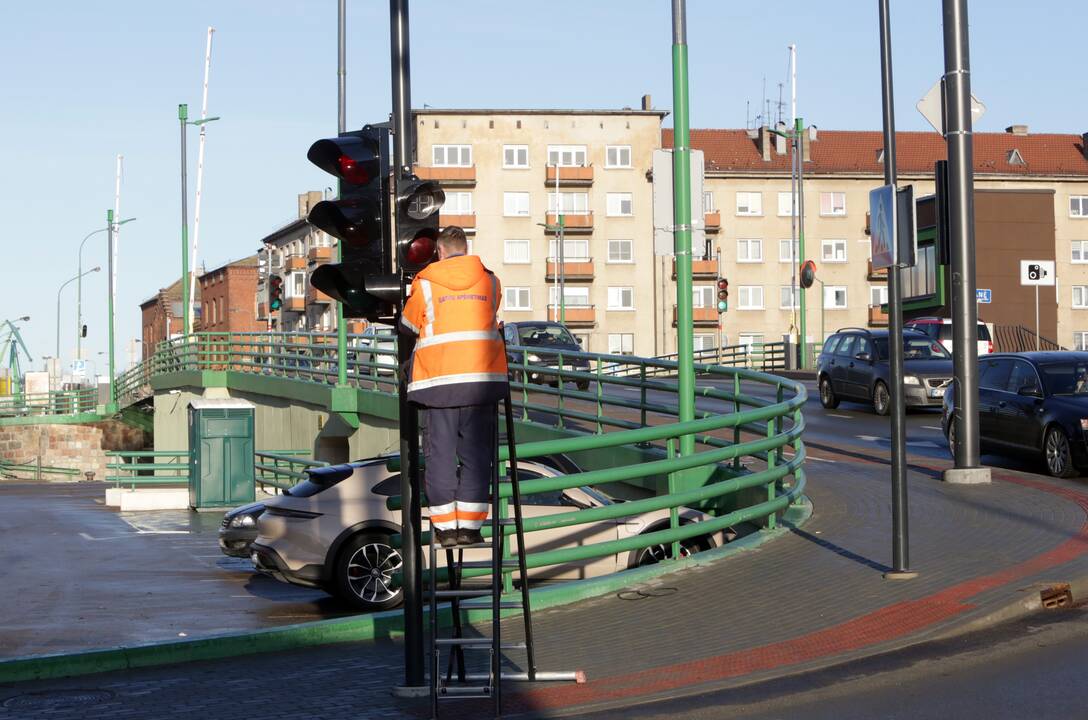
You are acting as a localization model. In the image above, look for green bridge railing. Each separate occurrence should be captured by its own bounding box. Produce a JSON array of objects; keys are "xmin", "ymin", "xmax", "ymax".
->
[
  {"xmin": 115, "ymin": 331, "xmax": 807, "ymax": 578},
  {"xmin": 106, "ymin": 448, "xmax": 326, "ymax": 492},
  {"xmin": 0, "ymin": 387, "xmax": 99, "ymax": 418}
]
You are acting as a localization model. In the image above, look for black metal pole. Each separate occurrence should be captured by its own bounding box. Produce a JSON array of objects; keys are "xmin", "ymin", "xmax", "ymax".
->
[
  {"xmin": 337, "ymin": 0, "xmax": 346, "ymax": 135},
  {"xmin": 878, "ymin": 0, "xmax": 914, "ymax": 578},
  {"xmin": 941, "ymin": 0, "xmax": 990, "ymax": 485},
  {"xmin": 390, "ymin": 0, "xmax": 425, "ymax": 689}
]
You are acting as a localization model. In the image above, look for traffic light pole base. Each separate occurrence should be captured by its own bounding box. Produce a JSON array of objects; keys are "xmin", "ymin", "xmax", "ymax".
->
[
  {"xmin": 391, "ymin": 685, "xmax": 429, "ymax": 699},
  {"xmin": 883, "ymin": 570, "xmax": 919, "ymax": 581},
  {"xmin": 329, "ymin": 386, "xmax": 360, "ymax": 429},
  {"xmin": 942, "ymin": 466, "xmax": 992, "ymax": 485}
]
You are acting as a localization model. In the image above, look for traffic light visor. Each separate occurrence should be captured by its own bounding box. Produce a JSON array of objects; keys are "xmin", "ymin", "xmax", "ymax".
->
[
  {"xmin": 308, "ymin": 198, "xmax": 381, "ymax": 249},
  {"xmin": 307, "ymin": 137, "xmax": 380, "ymax": 186}
]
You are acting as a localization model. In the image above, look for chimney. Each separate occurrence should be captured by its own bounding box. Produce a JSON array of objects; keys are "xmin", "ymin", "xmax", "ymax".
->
[
  {"xmin": 774, "ymin": 122, "xmax": 787, "ymax": 155},
  {"xmin": 758, "ymin": 126, "xmax": 772, "ymax": 162},
  {"xmin": 802, "ymin": 129, "xmax": 812, "ymax": 162},
  {"xmin": 1082, "ymin": 132, "xmax": 1088, "ymax": 159},
  {"xmin": 641, "ymin": 94, "xmax": 652, "ymax": 111},
  {"xmin": 1005, "ymin": 124, "xmax": 1029, "ymax": 135}
]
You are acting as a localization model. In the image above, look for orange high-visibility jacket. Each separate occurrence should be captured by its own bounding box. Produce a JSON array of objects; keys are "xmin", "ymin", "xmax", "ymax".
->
[{"xmin": 400, "ymin": 254, "xmax": 509, "ymax": 407}]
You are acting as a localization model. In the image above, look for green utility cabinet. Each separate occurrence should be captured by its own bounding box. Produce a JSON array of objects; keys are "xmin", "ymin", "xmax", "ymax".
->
[{"xmin": 188, "ymin": 398, "xmax": 256, "ymax": 510}]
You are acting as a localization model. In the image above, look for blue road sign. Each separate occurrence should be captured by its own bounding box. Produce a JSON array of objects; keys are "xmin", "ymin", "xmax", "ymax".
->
[{"xmin": 977, "ymin": 288, "xmax": 992, "ymax": 303}]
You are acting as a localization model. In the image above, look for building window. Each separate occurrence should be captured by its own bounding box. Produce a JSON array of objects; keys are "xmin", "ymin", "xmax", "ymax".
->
[
  {"xmin": 693, "ymin": 286, "xmax": 714, "ymax": 308},
  {"xmin": 777, "ymin": 192, "xmax": 800, "ymax": 217},
  {"xmin": 606, "ymin": 193, "xmax": 633, "ymax": 216},
  {"xmin": 442, "ymin": 191, "xmax": 473, "ymax": 214},
  {"xmin": 548, "ymin": 239, "xmax": 589, "ymax": 261},
  {"xmin": 432, "ymin": 144, "xmax": 472, "ymax": 167},
  {"xmin": 737, "ymin": 238, "xmax": 763, "ymax": 263},
  {"xmin": 822, "ymin": 239, "xmax": 847, "ymax": 262},
  {"xmin": 503, "ymin": 192, "xmax": 530, "ymax": 217},
  {"xmin": 503, "ymin": 144, "xmax": 529, "ymax": 168},
  {"xmin": 549, "ymin": 286, "xmax": 590, "ymax": 306},
  {"xmin": 824, "ymin": 286, "xmax": 848, "ymax": 309},
  {"xmin": 606, "ymin": 145, "xmax": 632, "ymax": 168},
  {"xmin": 1070, "ymin": 196, "xmax": 1088, "ymax": 217},
  {"xmin": 1074, "ymin": 286, "xmax": 1088, "ymax": 309},
  {"xmin": 608, "ymin": 333, "xmax": 634, "ymax": 355},
  {"xmin": 608, "ymin": 239, "xmax": 633, "ymax": 263},
  {"xmin": 1072, "ymin": 240, "xmax": 1088, "ymax": 263},
  {"xmin": 736, "ymin": 192, "xmax": 762, "ymax": 216},
  {"xmin": 694, "ymin": 334, "xmax": 715, "ymax": 351},
  {"xmin": 547, "ymin": 192, "xmax": 589, "ymax": 215},
  {"xmin": 703, "ymin": 191, "xmax": 715, "ymax": 213},
  {"xmin": 1076, "ymin": 332, "xmax": 1088, "ymax": 351},
  {"xmin": 870, "ymin": 285, "xmax": 889, "ymax": 306},
  {"xmin": 737, "ymin": 286, "xmax": 764, "ymax": 310},
  {"xmin": 820, "ymin": 192, "xmax": 847, "ymax": 216},
  {"xmin": 547, "ymin": 145, "xmax": 587, "ymax": 167},
  {"xmin": 503, "ymin": 239, "xmax": 530, "ymax": 264},
  {"xmin": 780, "ymin": 286, "xmax": 800, "ymax": 310},
  {"xmin": 288, "ymin": 271, "xmax": 306, "ymax": 298},
  {"xmin": 779, "ymin": 238, "xmax": 799, "ymax": 263},
  {"xmin": 607, "ymin": 286, "xmax": 634, "ymax": 310},
  {"xmin": 505, "ymin": 287, "xmax": 531, "ymax": 311}
]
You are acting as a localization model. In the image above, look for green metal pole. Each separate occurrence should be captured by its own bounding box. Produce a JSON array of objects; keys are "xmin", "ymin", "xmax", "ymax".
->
[
  {"xmin": 336, "ymin": 193, "xmax": 348, "ymax": 386},
  {"xmin": 671, "ymin": 0, "xmax": 695, "ymax": 458},
  {"xmin": 107, "ymin": 209, "xmax": 117, "ymax": 413},
  {"xmin": 179, "ymin": 104, "xmax": 191, "ymax": 337},
  {"xmin": 796, "ymin": 116, "xmax": 808, "ymax": 368}
]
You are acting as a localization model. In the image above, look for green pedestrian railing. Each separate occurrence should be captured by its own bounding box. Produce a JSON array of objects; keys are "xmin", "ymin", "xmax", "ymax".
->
[
  {"xmin": 255, "ymin": 450, "xmax": 328, "ymax": 491},
  {"xmin": 0, "ymin": 387, "xmax": 99, "ymax": 418},
  {"xmin": 106, "ymin": 450, "xmax": 189, "ymax": 489},
  {"xmin": 0, "ymin": 459, "xmax": 82, "ymax": 481}
]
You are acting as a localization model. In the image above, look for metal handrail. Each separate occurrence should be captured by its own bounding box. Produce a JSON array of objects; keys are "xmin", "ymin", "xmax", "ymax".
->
[{"xmin": 0, "ymin": 387, "xmax": 99, "ymax": 418}]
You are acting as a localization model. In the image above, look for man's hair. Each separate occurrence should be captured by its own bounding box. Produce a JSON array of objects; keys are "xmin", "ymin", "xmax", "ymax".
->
[{"xmin": 437, "ymin": 226, "xmax": 468, "ymax": 254}]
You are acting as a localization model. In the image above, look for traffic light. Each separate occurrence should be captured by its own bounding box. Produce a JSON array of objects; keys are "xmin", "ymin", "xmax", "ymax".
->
[
  {"xmin": 716, "ymin": 277, "xmax": 729, "ymax": 313},
  {"xmin": 395, "ymin": 177, "xmax": 445, "ymax": 279},
  {"xmin": 269, "ymin": 274, "xmax": 284, "ymax": 311},
  {"xmin": 307, "ymin": 125, "xmax": 399, "ymax": 320},
  {"xmin": 800, "ymin": 260, "xmax": 817, "ymax": 289}
]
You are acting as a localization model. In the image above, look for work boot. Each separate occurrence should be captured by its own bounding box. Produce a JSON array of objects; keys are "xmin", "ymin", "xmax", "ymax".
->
[
  {"xmin": 434, "ymin": 528, "xmax": 459, "ymax": 548},
  {"xmin": 456, "ymin": 528, "xmax": 484, "ymax": 547}
]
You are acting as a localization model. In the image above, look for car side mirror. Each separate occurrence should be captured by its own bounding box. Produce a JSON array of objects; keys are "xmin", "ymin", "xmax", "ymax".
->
[
  {"xmin": 1017, "ymin": 385, "xmax": 1041, "ymax": 398},
  {"xmin": 855, "ymin": 351, "xmax": 871, "ymax": 362}
]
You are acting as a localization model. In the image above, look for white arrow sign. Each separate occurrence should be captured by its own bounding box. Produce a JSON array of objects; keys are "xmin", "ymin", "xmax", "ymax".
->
[{"xmin": 916, "ymin": 78, "xmax": 986, "ymax": 135}]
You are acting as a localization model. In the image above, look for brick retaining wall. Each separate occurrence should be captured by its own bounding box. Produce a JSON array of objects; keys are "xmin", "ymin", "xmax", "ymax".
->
[{"xmin": 0, "ymin": 421, "xmax": 149, "ymax": 481}]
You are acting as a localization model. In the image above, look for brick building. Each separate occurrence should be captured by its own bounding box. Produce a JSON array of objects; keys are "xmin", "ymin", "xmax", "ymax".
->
[
  {"xmin": 198, "ymin": 255, "xmax": 262, "ymax": 333},
  {"xmin": 139, "ymin": 279, "xmax": 199, "ymax": 359}
]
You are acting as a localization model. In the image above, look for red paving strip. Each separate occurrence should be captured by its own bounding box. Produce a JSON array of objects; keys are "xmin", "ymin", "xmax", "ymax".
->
[{"xmin": 508, "ymin": 470, "xmax": 1088, "ymax": 713}]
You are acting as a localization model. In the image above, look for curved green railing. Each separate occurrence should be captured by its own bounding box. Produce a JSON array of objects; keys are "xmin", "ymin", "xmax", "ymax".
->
[{"xmin": 113, "ymin": 331, "xmax": 807, "ymax": 581}]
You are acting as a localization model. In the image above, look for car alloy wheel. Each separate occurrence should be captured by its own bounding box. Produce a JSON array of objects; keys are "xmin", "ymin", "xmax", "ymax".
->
[
  {"xmin": 1044, "ymin": 427, "xmax": 1078, "ymax": 479},
  {"xmin": 635, "ymin": 538, "xmax": 702, "ymax": 567},
  {"xmin": 819, "ymin": 377, "xmax": 840, "ymax": 409},
  {"xmin": 336, "ymin": 532, "xmax": 403, "ymax": 611},
  {"xmin": 873, "ymin": 381, "xmax": 890, "ymax": 416}
]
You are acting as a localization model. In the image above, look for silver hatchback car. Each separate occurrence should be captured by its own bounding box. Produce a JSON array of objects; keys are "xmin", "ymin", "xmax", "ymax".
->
[{"xmin": 250, "ymin": 455, "xmax": 730, "ymax": 611}]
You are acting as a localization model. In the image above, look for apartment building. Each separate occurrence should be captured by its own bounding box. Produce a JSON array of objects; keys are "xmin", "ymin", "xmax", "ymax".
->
[
  {"xmin": 197, "ymin": 255, "xmax": 262, "ymax": 334},
  {"xmin": 413, "ymin": 100, "xmax": 667, "ymax": 357}
]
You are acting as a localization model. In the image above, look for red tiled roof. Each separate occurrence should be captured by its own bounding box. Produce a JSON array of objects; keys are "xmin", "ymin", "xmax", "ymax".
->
[{"xmin": 662, "ymin": 128, "xmax": 1088, "ymax": 177}]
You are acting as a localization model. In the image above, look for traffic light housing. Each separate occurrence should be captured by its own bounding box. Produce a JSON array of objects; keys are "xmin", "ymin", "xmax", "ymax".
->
[
  {"xmin": 396, "ymin": 177, "xmax": 445, "ymax": 279},
  {"xmin": 716, "ymin": 277, "xmax": 729, "ymax": 313},
  {"xmin": 307, "ymin": 125, "xmax": 399, "ymax": 320},
  {"xmin": 269, "ymin": 274, "xmax": 284, "ymax": 311},
  {"xmin": 800, "ymin": 260, "xmax": 817, "ymax": 289}
]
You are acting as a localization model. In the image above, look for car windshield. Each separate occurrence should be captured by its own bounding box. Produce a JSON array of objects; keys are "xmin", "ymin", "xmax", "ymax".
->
[
  {"xmin": 518, "ymin": 325, "xmax": 577, "ymax": 347},
  {"xmin": 873, "ymin": 337, "xmax": 951, "ymax": 361},
  {"xmin": 579, "ymin": 485, "xmax": 622, "ymax": 506},
  {"xmin": 1038, "ymin": 362, "xmax": 1088, "ymax": 396}
]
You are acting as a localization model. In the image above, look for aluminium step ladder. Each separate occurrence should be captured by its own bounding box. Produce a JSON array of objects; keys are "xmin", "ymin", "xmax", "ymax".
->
[{"xmin": 428, "ymin": 383, "xmax": 581, "ymax": 718}]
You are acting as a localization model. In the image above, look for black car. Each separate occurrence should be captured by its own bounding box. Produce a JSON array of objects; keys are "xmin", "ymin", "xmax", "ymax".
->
[
  {"xmin": 502, "ymin": 321, "xmax": 591, "ymax": 391},
  {"xmin": 817, "ymin": 328, "xmax": 954, "ymax": 415},
  {"xmin": 943, "ymin": 351, "xmax": 1088, "ymax": 478},
  {"xmin": 219, "ymin": 501, "xmax": 266, "ymax": 558}
]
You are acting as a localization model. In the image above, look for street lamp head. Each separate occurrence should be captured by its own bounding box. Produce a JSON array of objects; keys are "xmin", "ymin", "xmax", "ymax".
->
[
  {"xmin": 91, "ymin": 266, "xmax": 101, "ymax": 272},
  {"xmin": 18, "ymin": 316, "xmax": 29, "ymax": 322},
  {"xmin": 116, "ymin": 217, "xmax": 137, "ymax": 227},
  {"xmin": 189, "ymin": 116, "xmax": 221, "ymax": 127}
]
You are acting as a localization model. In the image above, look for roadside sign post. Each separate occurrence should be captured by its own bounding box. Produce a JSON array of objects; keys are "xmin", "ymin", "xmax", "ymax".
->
[{"xmin": 1020, "ymin": 260, "xmax": 1056, "ymax": 352}]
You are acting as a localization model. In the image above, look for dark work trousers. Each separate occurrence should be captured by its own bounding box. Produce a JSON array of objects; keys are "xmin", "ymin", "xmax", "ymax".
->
[{"xmin": 422, "ymin": 404, "xmax": 497, "ymax": 530}]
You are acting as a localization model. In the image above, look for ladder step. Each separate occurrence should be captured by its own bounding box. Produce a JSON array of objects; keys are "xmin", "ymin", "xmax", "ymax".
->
[
  {"xmin": 435, "ymin": 638, "xmax": 527, "ymax": 650},
  {"xmin": 457, "ymin": 559, "xmax": 521, "ymax": 569},
  {"xmin": 433, "ymin": 589, "xmax": 493, "ymax": 599},
  {"xmin": 438, "ymin": 685, "xmax": 492, "ymax": 698}
]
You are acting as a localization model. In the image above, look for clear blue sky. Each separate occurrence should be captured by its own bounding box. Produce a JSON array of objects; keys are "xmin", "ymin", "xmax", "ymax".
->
[{"xmin": 1, "ymin": 0, "xmax": 1080, "ymax": 372}]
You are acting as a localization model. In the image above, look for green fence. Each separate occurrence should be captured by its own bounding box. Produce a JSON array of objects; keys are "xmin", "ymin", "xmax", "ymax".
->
[
  {"xmin": 0, "ymin": 387, "xmax": 99, "ymax": 418},
  {"xmin": 106, "ymin": 448, "xmax": 327, "ymax": 493},
  {"xmin": 255, "ymin": 450, "xmax": 328, "ymax": 491},
  {"xmin": 0, "ymin": 459, "xmax": 82, "ymax": 481}
]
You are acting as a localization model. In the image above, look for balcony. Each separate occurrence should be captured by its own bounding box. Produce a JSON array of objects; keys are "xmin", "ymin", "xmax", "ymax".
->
[
  {"xmin": 440, "ymin": 212, "xmax": 476, "ymax": 231},
  {"xmin": 308, "ymin": 246, "xmax": 334, "ymax": 263},
  {"xmin": 547, "ymin": 304, "xmax": 596, "ymax": 327},
  {"xmin": 868, "ymin": 305, "xmax": 888, "ymax": 326},
  {"xmin": 544, "ymin": 212, "xmax": 593, "ymax": 233},
  {"xmin": 545, "ymin": 259, "xmax": 594, "ymax": 282},
  {"xmin": 285, "ymin": 255, "xmax": 307, "ymax": 271},
  {"xmin": 704, "ymin": 211, "xmax": 721, "ymax": 233},
  {"xmin": 867, "ymin": 259, "xmax": 889, "ymax": 280},
  {"xmin": 414, "ymin": 165, "xmax": 476, "ymax": 187},
  {"xmin": 545, "ymin": 165, "xmax": 594, "ymax": 186},
  {"xmin": 672, "ymin": 305, "xmax": 720, "ymax": 327},
  {"xmin": 672, "ymin": 258, "xmax": 719, "ymax": 279},
  {"xmin": 283, "ymin": 296, "xmax": 305, "ymax": 313},
  {"xmin": 306, "ymin": 285, "xmax": 333, "ymax": 305}
]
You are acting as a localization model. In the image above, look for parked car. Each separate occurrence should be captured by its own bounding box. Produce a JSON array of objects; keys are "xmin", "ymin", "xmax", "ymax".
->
[
  {"xmin": 904, "ymin": 316, "xmax": 993, "ymax": 356},
  {"xmin": 502, "ymin": 321, "xmax": 591, "ymax": 391},
  {"xmin": 817, "ymin": 328, "xmax": 954, "ymax": 415},
  {"xmin": 219, "ymin": 501, "xmax": 266, "ymax": 558},
  {"xmin": 943, "ymin": 351, "xmax": 1088, "ymax": 478},
  {"xmin": 351, "ymin": 323, "xmax": 396, "ymax": 376},
  {"xmin": 250, "ymin": 454, "xmax": 731, "ymax": 611}
]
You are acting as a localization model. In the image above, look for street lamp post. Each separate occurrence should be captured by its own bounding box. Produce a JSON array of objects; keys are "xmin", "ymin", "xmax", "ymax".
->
[
  {"xmin": 58, "ymin": 267, "xmax": 101, "ymax": 360},
  {"xmin": 178, "ymin": 104, "xmax": 221, "ymax": 336},
  {"xmin": 78, "ymin": 219, "xmax": 135, "ymax": 359},
  {"xmin": 107, "ymin": 210, "xmax": 117, "ymax": 413}
]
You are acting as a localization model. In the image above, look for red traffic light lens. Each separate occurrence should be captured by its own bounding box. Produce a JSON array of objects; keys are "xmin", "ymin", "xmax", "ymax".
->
[
  {"xmin": 405, "ymin": 235, "xmax": 436, "ymax": 266},
  {"xmin": 717, "ymin": 278, "xmax": 728, "ymax": 291},
  {"xmin": 337, "ymin": 154, "xmax": 371, "ymax": 185}
]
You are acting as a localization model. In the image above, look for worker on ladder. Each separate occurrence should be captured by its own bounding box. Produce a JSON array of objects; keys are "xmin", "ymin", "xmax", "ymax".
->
[{"xmin": 400, "ymin": 225, "xmax": 509, "ymax": 549}]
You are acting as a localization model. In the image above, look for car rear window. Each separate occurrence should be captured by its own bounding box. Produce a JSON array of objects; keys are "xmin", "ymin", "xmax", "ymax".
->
[{"xmin": 937, "ymin": 324, "xmax": 991, "ymax": 341}]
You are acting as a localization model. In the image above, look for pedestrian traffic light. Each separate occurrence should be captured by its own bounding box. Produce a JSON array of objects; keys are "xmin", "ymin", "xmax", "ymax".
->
[
  {"xmin": 395, "ymin": 177, "xmax": 445, "ymax": 279},
  {"xmin": 307, "ymin": 125, "xmax": 399, "ymax": 320},
  {"xmin": 269, "ymin": 274, "xmax": 284, "ymax": 311},
  {"xmin": 800, "ymin": 260, "xmax": 817, "ymax": 289},
  {"xmin": 716, "ymin": 277, "xmax": 729, "ymax": 313}
]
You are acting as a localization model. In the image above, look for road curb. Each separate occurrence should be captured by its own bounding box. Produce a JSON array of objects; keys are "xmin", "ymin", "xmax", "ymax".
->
[{"xmin": 0, "ymin": 500, "xmax": 812, "ymax": 685}]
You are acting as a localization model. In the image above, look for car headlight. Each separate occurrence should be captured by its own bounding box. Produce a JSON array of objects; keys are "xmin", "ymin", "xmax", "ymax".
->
[
  {"xmin": 527, "ymin": 353, "xmax": 541, "ymax": 363},
  {"xmin": 231, "ymin": 514, "xmax": 257, "ymax": 528},
  {"xmin": 1080, "ymin": 419, "xmax": 1088, "ymax": 432},
  {"xmin": 903, "ymin": 376, "xmax": 921, "ymax": 385}
]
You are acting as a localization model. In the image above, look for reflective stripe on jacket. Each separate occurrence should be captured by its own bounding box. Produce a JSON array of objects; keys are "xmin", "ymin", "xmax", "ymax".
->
[{"xmin": 400, "ymin": 255, "xmax": 509, "ymax": 407}]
